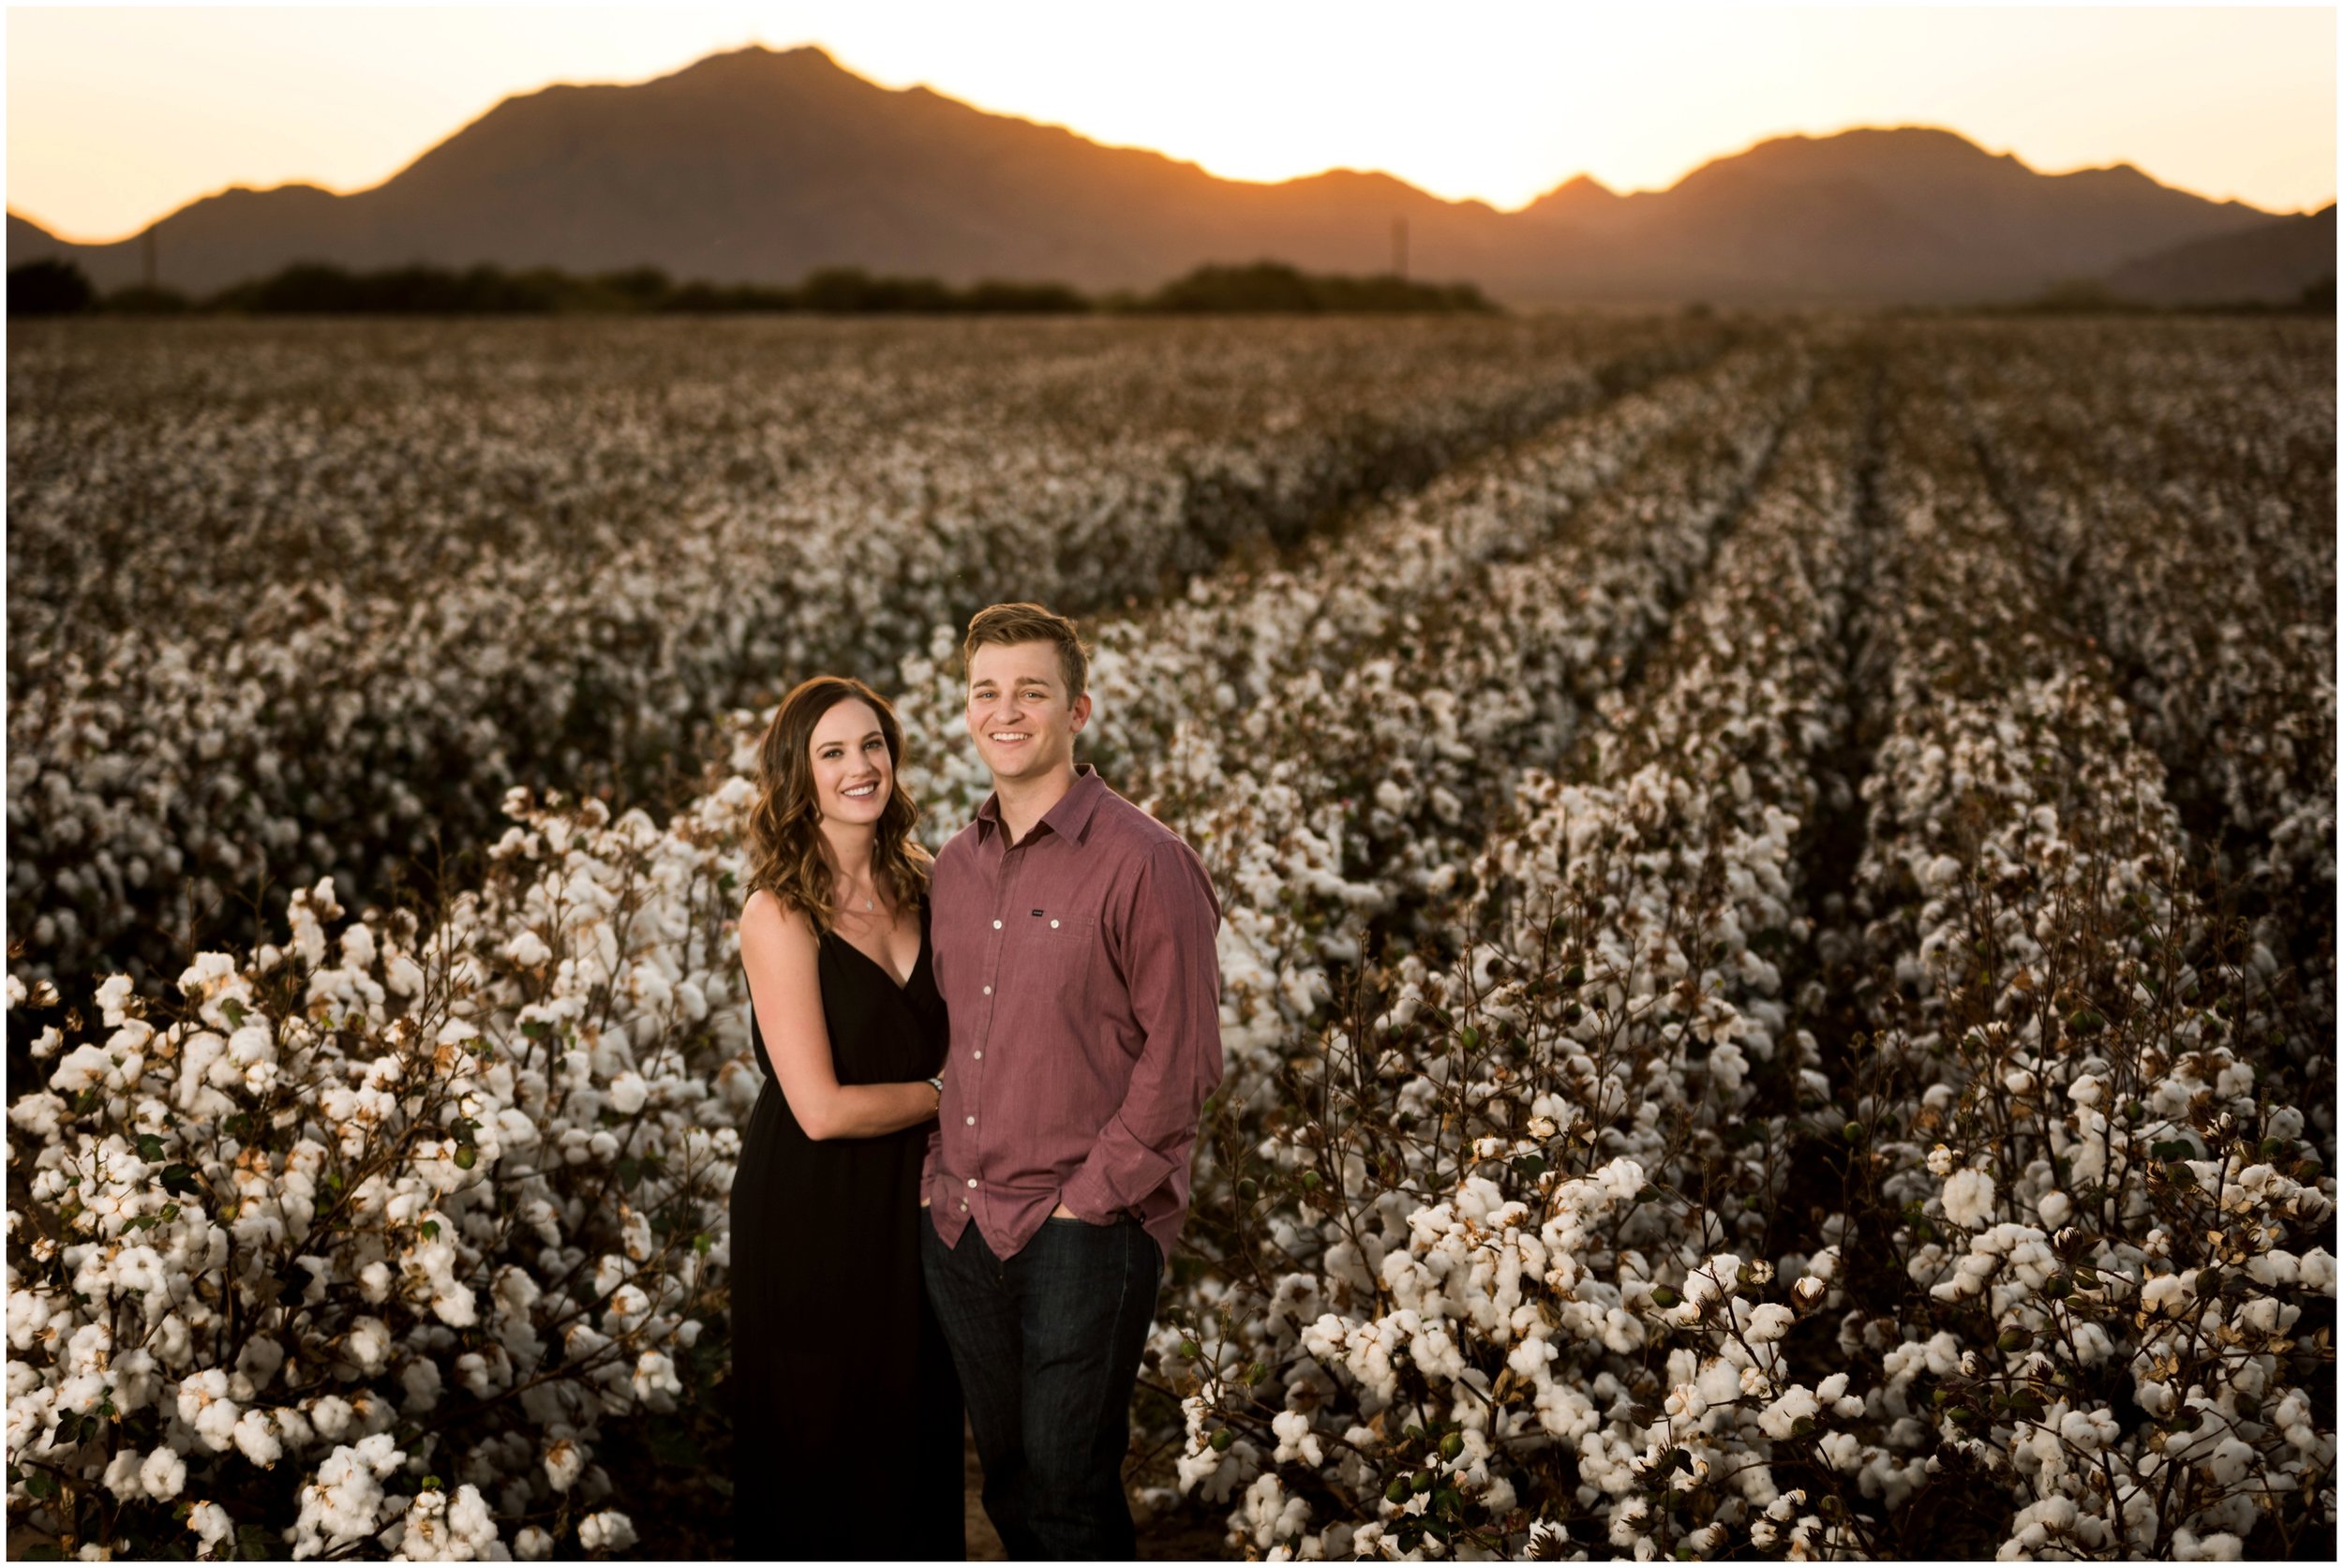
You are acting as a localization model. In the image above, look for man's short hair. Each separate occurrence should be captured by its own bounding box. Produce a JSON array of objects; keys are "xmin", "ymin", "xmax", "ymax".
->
[{"xmin": 963, "ymin": 602, "xmax": 1090, "ymax": 699}]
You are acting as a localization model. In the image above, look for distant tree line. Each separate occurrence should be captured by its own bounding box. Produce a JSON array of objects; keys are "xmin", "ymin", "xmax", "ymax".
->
[
  {"xmin": 1923, "ymin": 274, "xmax": 2338, "ymax": 318},
  {"xmin": 6, "ymin": 257, "xmax": 1498, "ymax": 318}
]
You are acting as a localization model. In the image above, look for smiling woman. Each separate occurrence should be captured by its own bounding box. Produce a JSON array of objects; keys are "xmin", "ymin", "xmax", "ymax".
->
[{"xmin": 729, "ymin": 674, "xmax": 963, "ymax": 1559}]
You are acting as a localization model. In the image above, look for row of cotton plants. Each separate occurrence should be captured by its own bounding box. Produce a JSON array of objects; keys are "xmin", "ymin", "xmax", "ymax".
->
[
  {"xmin": 1138, "ymin": 357, "xmax": 1877, "ymax": 1559},
  {"xmin": 1935, "ymin": 321, "xmax": 2336, "ymax": 1058},
  {"xmin": 1789, "ymin": 366, "xmax": 2336, "ymax": 1561},
  {"xmin": 9, "ymin": 313, "xmax": 1723, "ymax": 986},
  {"xmin": 6, "ymin": 773, "xmax": 767, "ymax": 1560}
]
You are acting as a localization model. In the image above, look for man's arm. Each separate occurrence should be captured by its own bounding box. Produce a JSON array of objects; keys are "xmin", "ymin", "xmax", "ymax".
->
[{"xmin": 1057, "ymin": 838, "xmax": 1224, "ymax": 1221}]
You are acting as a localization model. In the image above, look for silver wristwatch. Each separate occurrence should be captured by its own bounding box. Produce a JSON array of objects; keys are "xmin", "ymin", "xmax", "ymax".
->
[{"xmin": 925, "ymin": 1075, "xmax": 945, "ymax": 1098}]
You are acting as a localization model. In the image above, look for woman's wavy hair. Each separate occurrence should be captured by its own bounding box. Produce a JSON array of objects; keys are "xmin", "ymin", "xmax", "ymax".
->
[{"xmin": 744, "ymin": 676, "xmax": 930, "ymax": 933}]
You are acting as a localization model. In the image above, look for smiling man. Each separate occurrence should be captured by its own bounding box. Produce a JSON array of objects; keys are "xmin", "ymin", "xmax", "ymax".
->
[{"xmin": 919, "ymin": 601, "xmax": 1224, "ymax": 1559}]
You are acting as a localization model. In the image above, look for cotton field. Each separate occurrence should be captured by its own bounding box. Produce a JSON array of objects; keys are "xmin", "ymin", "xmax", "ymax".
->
[{"xmin": 7, "ymin": 314, "xmax": 2334, "ymax": 1561}]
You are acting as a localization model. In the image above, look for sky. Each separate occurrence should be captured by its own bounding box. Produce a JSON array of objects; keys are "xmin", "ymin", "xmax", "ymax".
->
[{"xmin": 6, "ymin": 2, "xmax": 2336, "ymax": 244}]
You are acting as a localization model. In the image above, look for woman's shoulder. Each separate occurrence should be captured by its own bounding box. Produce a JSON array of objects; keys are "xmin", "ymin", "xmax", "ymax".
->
[{"xmin": 741, "ymin": 888, "xmax": 821, "ymax": 951}]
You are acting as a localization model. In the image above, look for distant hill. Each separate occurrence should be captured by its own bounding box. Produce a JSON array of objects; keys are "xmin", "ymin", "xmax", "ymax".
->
[
  {"xmin": 5, "ymin": 45, "xmax": 2300, "ymax": 306},
  {"xmin": 2102, "ymin": 203, "xmax": 2336, "ymax": 305}
]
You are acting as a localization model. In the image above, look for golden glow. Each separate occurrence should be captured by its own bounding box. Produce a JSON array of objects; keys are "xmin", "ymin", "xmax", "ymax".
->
[{"xmin": 7, "ymin": 4, "xmax": 2335, "ymax": 245}]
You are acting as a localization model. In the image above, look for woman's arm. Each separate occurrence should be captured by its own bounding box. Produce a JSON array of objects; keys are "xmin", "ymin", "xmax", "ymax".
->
[{"xmin": 740, "ymin": 892, "xmax": 940, "ymax": 1142}]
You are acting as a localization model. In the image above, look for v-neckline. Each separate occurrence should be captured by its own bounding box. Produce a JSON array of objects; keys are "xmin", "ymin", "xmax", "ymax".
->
[{"xmin": 828, "ymin": 912, "xmax": 927, "ymax": 994}]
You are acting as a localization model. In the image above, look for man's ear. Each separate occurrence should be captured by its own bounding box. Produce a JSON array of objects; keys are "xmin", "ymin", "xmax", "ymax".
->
[{"xmin": 1069, "ymin": 692, "xmax": 1094, "ymax": 734}]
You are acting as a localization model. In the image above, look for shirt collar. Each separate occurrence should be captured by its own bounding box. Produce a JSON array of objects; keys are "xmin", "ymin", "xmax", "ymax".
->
[{"xmin": 976, "ymin": 764, "xmax": 1106, "ymax": 846}]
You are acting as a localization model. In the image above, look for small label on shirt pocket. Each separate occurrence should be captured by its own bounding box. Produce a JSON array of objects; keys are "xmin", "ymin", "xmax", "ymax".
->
[{"xmin": 1022, "ymin": 912, "xmax": 1097, "ymax": 1000}]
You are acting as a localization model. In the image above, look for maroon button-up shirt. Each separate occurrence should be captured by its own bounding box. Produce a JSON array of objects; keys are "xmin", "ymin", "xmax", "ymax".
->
[{"xmin": 924, "ymin": 764, "xmax": 1223, "ymax": 1265}]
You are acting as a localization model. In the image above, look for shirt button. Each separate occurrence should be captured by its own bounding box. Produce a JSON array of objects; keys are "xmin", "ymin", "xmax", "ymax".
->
[
  {"xmin": 983, "ymin": 985, "xmax": 992, "ymax": 995},
  {"xmin": 1050, "ymin": 918, "xmax": 1060, "ymax": 929},
  {"xmin": 973, "ymin": 1051, "xmax": 982, "ymax": 1060},
  {"xmin": 965, "ymin": 1177, "xmax": 977, "ymax": 1188},
  {"xmin": 964, "ymin": 1115, "xmax": 976, "ymax": 1126},
  {"xmin": 992, "ymin": 919, "xmax": 1003, "ymax": 930},
  {"xmin": 960, "ymin": 1200, "xmax": 969, "ymax": 1211}
]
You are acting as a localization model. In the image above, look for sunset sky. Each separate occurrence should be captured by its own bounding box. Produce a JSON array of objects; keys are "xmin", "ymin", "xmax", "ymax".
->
[{"xmin": 7, "ymin": 3, "xmax": 2336, "ymax": 244}]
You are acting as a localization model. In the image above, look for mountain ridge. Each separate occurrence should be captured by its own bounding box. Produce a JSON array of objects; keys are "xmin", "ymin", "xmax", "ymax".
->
[{"xmin": 7, "ymin": 43, "xmax": 2307, "ymax": 305}]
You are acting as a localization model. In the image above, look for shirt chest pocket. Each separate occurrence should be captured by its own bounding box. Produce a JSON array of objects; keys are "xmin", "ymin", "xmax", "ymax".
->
[{"xmin": 1009, "ymin": 912, "xmax": 1098, "ymax": 1002}]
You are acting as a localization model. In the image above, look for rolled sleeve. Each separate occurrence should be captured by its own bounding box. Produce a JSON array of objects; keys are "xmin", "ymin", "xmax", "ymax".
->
[{"xmin": 1060, "ymin": 839, "xmax": 1224, "ymax": 1220}]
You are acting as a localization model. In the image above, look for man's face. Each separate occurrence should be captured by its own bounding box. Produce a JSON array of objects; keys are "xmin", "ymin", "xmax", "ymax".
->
[{"xmin": 966, "ymin": 640, "xmax": 1089, "ymax": 784}]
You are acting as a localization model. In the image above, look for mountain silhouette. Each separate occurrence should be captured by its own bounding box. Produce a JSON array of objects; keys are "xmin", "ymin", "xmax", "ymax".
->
[
  {"xmin": 5, "ymin": 44, "xmax": 2298, "ymax": 305},
  {"xmin": 2102, "ymin": 202, "xmax": 2336, "ymax": 304}
]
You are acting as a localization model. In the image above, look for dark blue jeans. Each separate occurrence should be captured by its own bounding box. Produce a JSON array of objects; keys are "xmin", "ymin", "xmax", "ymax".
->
[{"xmin": 921, "ymin": 1213, "xmax": 1162, "ymax": 1560}]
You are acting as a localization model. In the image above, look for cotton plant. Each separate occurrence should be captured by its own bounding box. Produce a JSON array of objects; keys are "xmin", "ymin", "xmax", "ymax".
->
[{"xmin": 6, "ymin": 776, "xmax": 764, "ymax": 1559}]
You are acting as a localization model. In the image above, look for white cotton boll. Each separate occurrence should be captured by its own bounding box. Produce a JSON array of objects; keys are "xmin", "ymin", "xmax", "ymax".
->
[
  {"xmin": 430, "ymin": 1281, "xmax": 478, "ymax": 1330},
  {"xmin": 606, "ymin": 1072, "xmax": 649, "ymax": 1116},
  {"xmin": 140, "ymin": 1445, "xmax": 187, "ymax": 1500},
  {"xmin": 513, "ymin": 1527, "xmax": 553, "ymax": 1561},
  {"xmin": 96, "ymin": 975, "xmax": 137, "ymax": 1026},
  {"xmin": 231, "ymin": 1408, "xmax": 283, "ymax": 1468},
  {"xmin": 577, "ymin": 1511, "xmax": 635, "ymax": 1552},
  {"xmin": 505, "ymin": 930, "xmax": 553, "ymax": 968},
  {"xmin": 1757, "ymin": 1385, "xmax": 1820, "ymax": 1441},
  {"xmin": 385, "ymin": 953, "xmax": 426, "ymax": 998},
  {"xmin": 309, "ymin": 1396, "xmax": 353, "ymax": 1441},
  {"xmin": 544, "ymin": 1440, "xmax": 584, "ymax": 1492},
  {"xmin": 187, "ymin": 1501, "xmax": 233, "ymax": 1549},
  {"xmin": 446, "ymin": 1485, "xmax": 498, "ymax": 1554},
  {"xmin": 177, "ymin": 952, "xmax": 239, "ymax": 1000},
  {"xmin": 604, "ymin": 1283, "xmax": 650, "ymax": 1333},
  {"xmin": 496, "ymin": 1108, "xmax": 539, "ymax": 1148},
  {"xmin": 104, "ymin": 1447, "xmax": 145, "ymax": 1501},
  {"xmin": 114, "ymin": 1244, "xmax": 170, "ymax": 1300},
  {"xmin": 1270, "ymin": 1410, "xmax": 1324, "ymax": 1466},
  {"xmin": 345, "ymin": 1318, "xmax": 392, "ymax": 1375},
  {"xmin": 1746, "ymin": 1304, "xmax": 1795, "ymax": 1343},
  {"xmin": 401, "ymin": 1358, "xmax": 442, "ymax": 1412},
  {"xmin": 632, "ymin": 1352, "xmax": 682, "ymax": 1411},
  {"xmin": 1941, "ymin": 1169, "xmax": 1996, "ymax": 1230}
]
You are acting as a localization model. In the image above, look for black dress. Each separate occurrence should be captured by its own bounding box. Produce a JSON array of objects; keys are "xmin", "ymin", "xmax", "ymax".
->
[{"xmin": 729, "ymin": 901, "xmax": 964, "ymax": 1561}]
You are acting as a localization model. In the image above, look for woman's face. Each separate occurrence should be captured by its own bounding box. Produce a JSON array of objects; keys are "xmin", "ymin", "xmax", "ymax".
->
[{"xmin": 807, "ymin": 697, "xmax": 892, "ymax": 827}]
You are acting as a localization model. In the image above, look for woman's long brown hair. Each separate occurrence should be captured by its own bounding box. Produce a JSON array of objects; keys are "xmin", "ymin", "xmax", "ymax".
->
[{"xmin": 744, "ymin": 676, "xmax": 931, "ymax": 933}]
